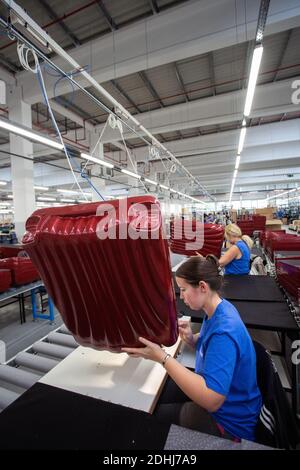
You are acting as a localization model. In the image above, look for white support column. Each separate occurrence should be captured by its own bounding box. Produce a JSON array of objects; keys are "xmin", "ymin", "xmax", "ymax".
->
[
  {"xmin": 8, "ymin": 86, "xmax": 36, "ymax": 241},
  {"xmin": 89, "ymin": 133, "xmax": 106, "ymax": 202}
]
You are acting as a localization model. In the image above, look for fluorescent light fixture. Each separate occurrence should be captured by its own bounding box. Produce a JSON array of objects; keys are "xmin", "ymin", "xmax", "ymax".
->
[
  {"xmin": 81, "ymin": 153, "xmax": 114, "ymax": 169},
  {"xmin": 38, "ymin": 196, "xmax": 56, "ymax": 201},
  {"xmin": 7, "ymin": 195, "xmax": 13, "ymax": 199},
  {"xmin": 244, "ymin": 45, "xmax": 263, "ymax": 117},
  {"xmin": 237, "ymin": 127, "xmax": 247, "ymax": 154},
  {"xmin": 267, "ymin": 188, "xmax": 298, "ymax": 200},
  {"xmin": 144, "ymin": 178, "xmax": 157, "ymax": 185},
  {"xmin": 34, "ymin": 186, "xmax": 49, "ymax": 191},
  {"xmin": 61, "ymin": 198, "xmax": 76, "ymax": 203},
  {"xmin": 57, "ymin": 189, "xmax": 79, "ymax": 195},
  {"xmin": 233, "ymin": 169, "xmax": 238, "ymax": 179},
  {"xmin": 160, "ymin": 184, "xmax": 169, "ymax": 190},
  {"xmin": 242, "ymin": 119, "xmax": 246, "ymax": 126},
  {"xmin": 170, "ymin": 188, "xmax": 177, "ymax": 193},
  {"xmin": 235, "ymin": 155, "xmax": 240, "ymax": 170},
  {"xmin": 0, "ymin": 117, "xmax": 64, "ymax": 150},
  {"xmin": 0, "ymin": 181, "xmax": 7, "ymax": 186},
  {"xmin": 121, "ymin": 169, "xmax": 141, "ymax": 179}
]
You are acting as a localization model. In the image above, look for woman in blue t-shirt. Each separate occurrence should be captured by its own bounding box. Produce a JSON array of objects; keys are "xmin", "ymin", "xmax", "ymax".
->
[
  {"xmin": 220, "ymin": 223, "xmax": 253, "ymax": 275},
  {"xmin": 122, "ymin": 255, "xmax": 262, "ymax": 442}
]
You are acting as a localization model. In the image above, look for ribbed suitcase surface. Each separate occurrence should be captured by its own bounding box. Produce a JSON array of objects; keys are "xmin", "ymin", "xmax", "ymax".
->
[
  {"xmin": 22, "ymin": 196, "xmax": 178, "ymax": 351},
  {"xmin": 170, "ymin": 221, "xmax": 224, "ymax": 257}
]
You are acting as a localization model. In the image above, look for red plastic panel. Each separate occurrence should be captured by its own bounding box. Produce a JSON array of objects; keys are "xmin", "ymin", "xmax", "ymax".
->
[
  {"xmin": 22, "ymin": 196, "xmax": 178, "ymax": 351},
  {"xmin": 276, "ymin": 259, "xmax": 300, "ymax": 300},
  {"xmin": 170, "ymin": 222, "xmax": 224, "ymax": 257},
  {"xmin": 0, "ymin": 258, "xmax": 40, "ymax": 286},
  {"xmin": 0, "ymin": 269, "xmax": 12, "ymax": 292}
]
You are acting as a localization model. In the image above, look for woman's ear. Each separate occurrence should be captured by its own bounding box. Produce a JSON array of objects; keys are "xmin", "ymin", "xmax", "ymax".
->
[{"xmin": 198, "ymin": 280, "xmax": 207, "ymax": 292}]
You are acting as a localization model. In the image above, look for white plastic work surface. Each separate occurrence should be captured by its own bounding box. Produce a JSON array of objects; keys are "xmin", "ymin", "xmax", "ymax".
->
[{"xmin": 39, "ymin": 339, "xmax": 181, "ymax": 413}]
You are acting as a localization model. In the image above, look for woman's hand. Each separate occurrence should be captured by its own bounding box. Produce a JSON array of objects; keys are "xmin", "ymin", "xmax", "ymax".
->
[
  {"xmin": 122, "ymin": 337, "xmax": 166, "ymax": 363},
  {"xmin": 194, "ymin": 251, "xmax": 204, "ymax": 258},
  {"xmin": 178, "ymin": 318, "xmax": 195, "ymax": 347}
]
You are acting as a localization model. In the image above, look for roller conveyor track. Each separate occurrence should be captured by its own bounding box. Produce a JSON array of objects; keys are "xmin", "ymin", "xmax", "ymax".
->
[{"xmin": 0, "ymin": 325, "xmax": 78, "ymax": 412}]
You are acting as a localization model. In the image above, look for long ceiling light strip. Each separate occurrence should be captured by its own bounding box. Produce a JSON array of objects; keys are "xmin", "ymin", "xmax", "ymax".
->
[
  {"xmin": 243, "ymin": 45, "xmax": 264, "ymax": 117},
  {"xmin": 81, "ymin": 152, "xmax": 114, "ymax": 169},
  {"xmin": 0, "ymin": 0, "xmax": 212, "ymax": 202},
  {"xmin": 229, "ymin": 44, "xmax": 264, "ymax": 204},
  {"xmin": 266, "ymin": 188, "xmax": 297, "ymax": 200},
  {"xmin": 0, "ymin": 116, "xmax": 64, "ymax": 150},
  {"xmin": 237, "ymin": 126, "xmax": 247, "ymax": 154}
]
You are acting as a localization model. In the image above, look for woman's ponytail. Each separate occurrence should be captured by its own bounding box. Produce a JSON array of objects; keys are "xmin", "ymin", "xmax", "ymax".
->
[{"xmin": 241, "ymin": 235, "xmax": 254, "ymax": 250}]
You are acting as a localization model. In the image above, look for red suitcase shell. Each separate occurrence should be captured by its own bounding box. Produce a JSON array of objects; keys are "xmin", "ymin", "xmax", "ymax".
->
[
  {"xmin": 0, "ymin": 269, "xmax": 12, "ymax": 292},
  {"xmin": 170, "ymin": 221, "xmax": 224, "ymax": 257},
  {"xmin": 0, "ymin": 257, "xmax": 40, "ymax": 286},
  {"xmin": 22, "ymin": 196, "xmax": 178, "ymax": 351}
]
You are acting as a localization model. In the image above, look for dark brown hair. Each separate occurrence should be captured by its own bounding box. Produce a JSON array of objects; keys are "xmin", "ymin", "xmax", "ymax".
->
[{"xmin": 175, "ymin": 254, "xmax": 223, "ymax": 292}]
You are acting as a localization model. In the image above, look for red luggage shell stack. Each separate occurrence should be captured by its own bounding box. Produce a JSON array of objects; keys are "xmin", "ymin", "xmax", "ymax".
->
[
  {"xmin": 236, "ymin": 219, "xmax": 254, "ymax": 236},
  {"xmin": 264, "ymin": 232, "xmax": 300, "ymax": 260},
  {"xmin": 260, "ymin": 230, "xmax": 284, "ymax": 249},
  {"xmin": 170, "ymin": 222, "xmax": 224, "ymax": 257},
  {"xmin": 276, "ymin": 259, "xmax": 300, "ymax": 300},
  {"xmin": 0, "ymin": 269, "xmax": 12, "ymax": 292},
  {"xmin": 22, "ymin": 196, "xmax": 178, "ymax": 351},
  {"xmin": 0, "ymin": 257, "xmax": 40, "ymax": 286},
  {"xmin": 252, "ymin": 215, "xmax": 266, "ymax": 232}
]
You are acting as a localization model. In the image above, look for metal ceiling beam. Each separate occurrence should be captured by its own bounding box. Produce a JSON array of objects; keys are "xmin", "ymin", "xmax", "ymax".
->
[
  {"xmin": 111, "ymin": 79, "xmax": 141, "ymax": 113},
  {"xmin": 273, "ymin": 29, "xmax": 292, "ymax": 82},
  {"xmin": 38, "ymin": 0, "xmax": 81, "ymax": 48},
  {"xmin": 54, "ymin": 96, "xmax": 100, "ymax": 125},
  {"xmin": 139, "ymin": 71, "xmax": 164, "ymax": 108},
  {"xmin": 174, "ymin": 62, "xmax": 189, "ymax": 102},
  {"xmin": 0, "ymin": 53, "xmax": 19, "ymax": 73},
  {"xmin": 95, "ymin": 1, "xmax": 118, "ymax": 31},
  {"xmin": 208, "ymin": 52, "xmax": 216, "ymax": 96},
  {"xmin": 149, "ymin": 0, "xmax": 160, "ymax": 14},
  {"xmin": 255, "ymin": 0, "xmax": 271, "ymax": 43}
]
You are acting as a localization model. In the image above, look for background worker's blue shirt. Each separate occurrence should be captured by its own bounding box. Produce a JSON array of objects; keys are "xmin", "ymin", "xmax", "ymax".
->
[
  {"xmin": 224, "ymin": 240, "xmax": 250, "ymax": 275},
  {"xmin": 195, "ymin": 299, "xmax": 262, "ymax": 441}
]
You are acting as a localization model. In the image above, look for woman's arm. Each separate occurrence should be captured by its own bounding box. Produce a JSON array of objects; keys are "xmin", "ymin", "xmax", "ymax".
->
[
  {"xmin": 164, "ymin": 356, "xmax": 225, "ymax": 412},
  {"xmin": 122, "ymin": 338, "xmax": 225, "ymax": 413},
  {"xmin": 219, "ymin": 245, "xmax": 239, "ymax": 267}
]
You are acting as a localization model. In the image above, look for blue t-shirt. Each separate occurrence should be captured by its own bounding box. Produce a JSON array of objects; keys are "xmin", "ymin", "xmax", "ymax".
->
[
  {"xmin": 195, "ymin": 299, "xmax": 262, "ymax": 441},
  {"xmin": 224, "ymin": 240, "xmax": 250, "ymax": 275}
]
